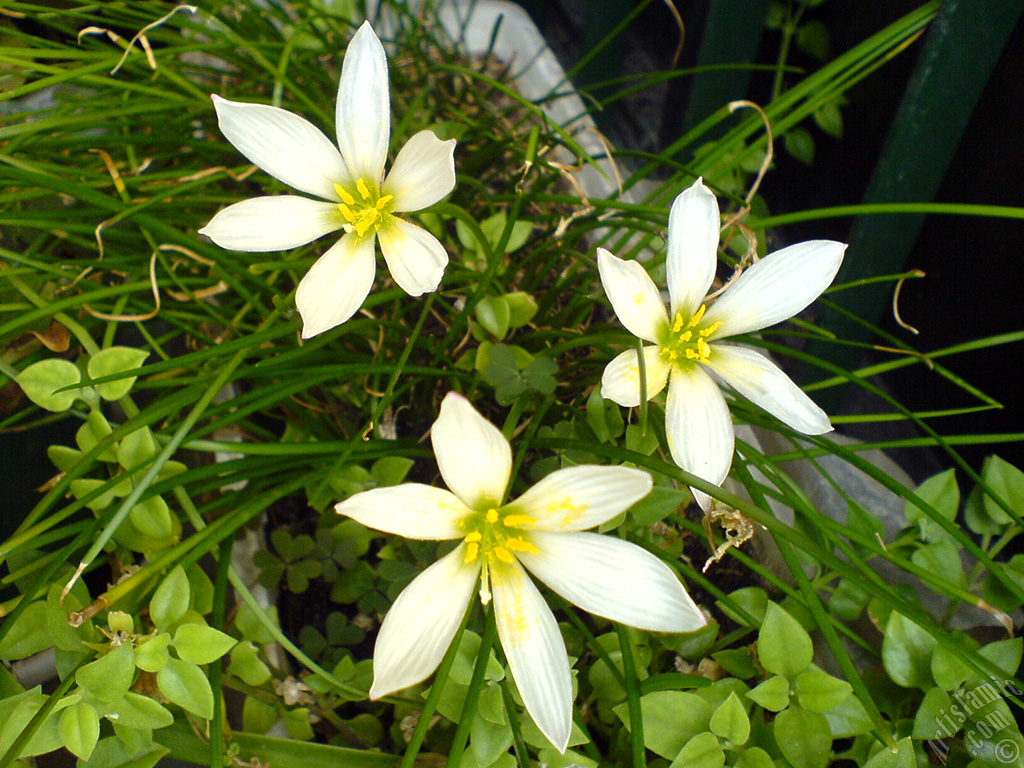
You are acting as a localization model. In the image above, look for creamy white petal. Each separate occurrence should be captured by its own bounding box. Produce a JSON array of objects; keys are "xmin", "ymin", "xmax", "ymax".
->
[
  {"xmin": 596, "ymin": 248, "xmax": 670, "ymax": 344},
  {"xmin": 491, "ymin": 560, "xmax": 573, "ymax": 753},
  {"xmin": 295, "ymin": 233, "xmax": 376, "ymax": 338},
  {"xmin": 517, "ymin": 531, "xmax": 706, "ymax": 632},
  {"xmin": 666, "ymin": 178, "xmax": 720, "ymax": 319},
  {"xmin": 706, "ymin": 343, "xmax": 832, "ymax": 434},
  {"xmin": 369, "ymin": 544, "xmax": 480, "ymax": 699},
  {"xmin": 600, "ymin": 346, "xmax": 671, "ymax": 408},
  {"xmin": 505, "ymin": 466, "xmax": 652, "ymax": 532},
  {"xmin": 432, "ymin": 392, "xmax": 511, "ymax": 510},
  {"xmin": 211, "ymin": 95, "xmax": 349, "ymax": 200},
  {"xmin": 199, "ymin": 196, "xmax": 341, "ymax": 252},
  {"xmin": 383, "ymin": 130, "xmax": 457, "ymax": 213},
  {"xmin": 336, "ymin": 21, "xmax": 390, "ymax": 184},
  {"xmin": 665, "ymin": 364, "xmax": 733, "ymax": 494},
  {"xmin": 377, "ymin": 218, "xmax": 448, "ymax": 295},
  {"xmin": 703, "ymin": 240, "xmax": 846, "ymax": 338},
  {"xmin": 335, "ymin": 483, "xmax": 471, "ymax": 539}
]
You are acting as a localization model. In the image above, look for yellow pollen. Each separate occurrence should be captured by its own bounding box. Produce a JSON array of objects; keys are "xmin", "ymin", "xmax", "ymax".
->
[
  {"xmin": 356, "ymin": 178, "xmax": 371, "ymax": 199},
  {"xmin": 334, "ymin": 183, "xmax": 356, "ymax": 206},
  {"xmin": 502, "ymin": 514, "xmax": 536, "ymax": 528},
  {"xmin": 486, "ymin": 509, "xmax": 499, "ymax": 524},
  {"xmin": 339, "ymin": 205, "xmax": 356, "ymax": 224},
  {"xmin": 685, "ymin": 348, "xmax": 700, "ymax": 360},
  {"xmin": 687, "ymin": 303, "xmax": 708, "ymax": 328},
  {"xmin": 700, "ymin": 321, "xmax": 723, "ymax": 338},
  {"xmin": 464, "ymin": 542, "xmax": 479, "ymax": 563},
  {"xmin": 465, "ymin": 531, "xmax": 482, "ymax": 543},
  {"xmin": 504, "ymin": 537, "xmax": 540, "ymax": 554},
  {"xmin": 679, "ymin": 330, "xmax": 693, "ymax": 342},
  {"xmin": 672, "ymin": 313, "xmax": 685, "ymax": 333},
  {"xmin": 493, "ymin": 546, "xmax": 515, "ymax": 564},
  {"xmin": 376, "ymin": 195, "xmax": 393, "ymax": 210},
  {"xmin": 697, "ymin": 338, "xmax": 712, "ymax": 361}
]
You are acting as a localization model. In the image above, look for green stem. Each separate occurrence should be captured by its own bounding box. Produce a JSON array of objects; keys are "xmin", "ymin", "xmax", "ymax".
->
[
  {"xmin": 616, "ymin": 624, "xmax": 645, "ymax": 768},
  {"xmin": 447, "ymin": 606, "xmax": 498, "ymax": 768}
]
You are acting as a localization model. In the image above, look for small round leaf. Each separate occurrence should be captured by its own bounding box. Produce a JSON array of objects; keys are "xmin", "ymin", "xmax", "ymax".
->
[
  {"xmin": 150, "ymin": 565, "xmax": 191, "ymax": 630},
  {"xmin": 758, "ymin": 603, "xmax": 813, "ymax": 679},
  {"xmin": 172, "ymin": 624, "xmax": 236, "ymax": 665},
  {"xmin": 16, "ymin": 359, "xmax": 83, "ymax": 412},
  {"xmin": 59, "ymin": 702, "xmax": 99, "ymax": 760},
  {"xmin": 157, "ymin": 657, "xmax": 214, "ymax": 719},
  {"xmin": 87, "ymin": 347, "xmax": 149, "ymax": 401}
]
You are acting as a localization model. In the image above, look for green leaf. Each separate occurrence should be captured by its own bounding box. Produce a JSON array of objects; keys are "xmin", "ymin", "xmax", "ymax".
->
[
  {"xmin": 134, "ymin": 632, "xmax": 171, "ymax": 673},
  {"xmin": 76, "ymin": 409, "xmax": 117, "ymax": 461},
  {"xmin": 77, "ymin": 644, "xmax": 135, "ymax": 703},
  {"xmin": 87, "ymin": 347, "xmax": 149, "ymax": 401},
  {"xmin": 863, "ymin": 737, "xmax": 915, "ymax": 768},
  {"xmin": 911, "ymin": 540, "xmax": 965, "ymax": 588},
  {"xmin": 882, "ymin": 611, "xmax": 936, "ymax": 689},
  {"xmin": 100, "ymin": 692, "xmax": 174, "ymax": 730},
  {"xmin": 129, "ymin": 495, "xmax": 175, "ymax": 542},
  {"xmin": 668, "ymin": 731, "xmax": 725, "ymax": 768},
  {"xmin": 796, "ymin": 19, "xmax": 829, "ymax": 60},
  {"xmin": 912, "ymin": 686, "xmax": 952, "ymax": 738},
  {"xmin": 746, "ymin": 674, "xmax": 790, "ymax": 712},
  {"xmin": 157, "ymin": 657, "xmax": 213, "ymax": 719},
  {"xmin": 16, "ymin": 358, "xmax": 83, "ymax": 411},
  {"xmin": 71, "ymin": 477, "xmax": 130, "ymax": 512},
  {"xmin": 978, "ymin": 637, "xmax": 1023, "ymax": 681},
  {"xmin": 48, "ymin": 444, "xmax": 85, "ymax": 473},
  {"xmin": 813, "ymin": 101, "xmax": 844, "ymax": 139},
  {"xmin": 504, "ymin": 291, "xmax": 538, "ymax": 327},
  {"xmin": 470, "ymin": 710, "xmax": 513, "ymax": 766},
  {"xmin": 709, "ymin": 692, "xmax": 750, "ymax": 745},
  {"xmin": 59, "ymin": 701, "xmax": 100, "ymax": 760},
  {"xmin": 370, "ymin": 456, "xmax": 414, "ymax": 487},
  {"xmin": 795, "ymin": 669, "xmax": 853, "ymax": 713},
  {"xmin": 228, "ymin": 641, "xmax": 272, "ymax": 686},
  {"xmin": 614, "ymin": 691, "xmax": 711, "ymax": 759},
  {"xmin": 149, "ymin": 565, "xmax": 191, "ymax": 630},
  {"xmin": 784, "ymin": 127, "xmax": 815, "ymax": 165},
  {"xmin": 735, "ymin": 747, "xmax": 776, "ymax": 768},
  {"xmin": 0, "ymin": 601, "xmax": 52, "ymax": 660},
  {"xmin": 904, "ymin": 468, "xmax": 959, "ymax": 541},
  {"xmin": 758, "ymin": 603, "xmax": 812, "ymax": 678},
  {"xmin": 823, "ymin": 692, "xmax": 874, "ymax": 738},
  {"xmin": 982, "ymin": 455, "xmax": 1024, "ymax": 526},
  {"xmin": 712, "ymin": 649, "xmax": 757, "ymax": 679},
  {"xmin": 774, "ymin": 706, "xmax": 831, "ymax": 768},
  {"xmin": 116, "ymin": 426, "xmax": 157, "ymax": 470},
  {"xmin": 79, "ymin": 735, "xmax": 168, "ymax": 768},
  {"xmin": 716, "ymin": 587, "xmax": 767, "ymax": 628},
  {"xmin": 476, "ymin": 296, "xmax": 511, "ymax": 339},
  {"xmin": 243, "ymin": 696, "xmax": 277, "ymax": 734},
  {"xmin": 172, "ymin": 624, "xmax": 236, "ymax": 665}
]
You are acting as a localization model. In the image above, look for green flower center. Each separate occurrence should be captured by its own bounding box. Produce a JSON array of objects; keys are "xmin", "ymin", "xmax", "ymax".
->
[
  {"xmin": 661, "ymin": 303, "xmax": 723, "ymax": 366},
  {"xmin": 335, "ymin": 178, "xmax": 394, "ymax": 238},
  {"xmin": 462, "ymin": 508, "xmax": 538, "ymax": 603}
]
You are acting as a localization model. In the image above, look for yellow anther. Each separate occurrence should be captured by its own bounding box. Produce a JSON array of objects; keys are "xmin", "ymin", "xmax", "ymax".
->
[
  {"xmin": 698, "ymin": 338, "xmax": 711, "ymax": 361},
  {"xmin": 672, "ymin": 313, "xmax": 685, "ymax": 333},
  {"xmin": 687, "ymin": 304, "xmax": 708, "ymax": 328},
  {"xmin": 356, "ymin": 178, "xmax": 371, "ymax": 199},
  {"xmin": 376, "ymin": 194, "xmax": 393, "ymax": 210},
  {"xmin": 339, "ymin": 205, "xmax": 356, "ymax": 224},
  {"xmin": 699, "ymin": 321, "xmax": 723, "ymax": 339},
  {"xmin": 464, "ymin": 542, "xmax": 479, "ymax": 563},
  {"xmin": 679, "ymin": 331, "xmax": 692, "ymax": 342},
  {"xmin": 667, "ymin": 349, "xmax": 679, "ymax": 360},
  {"xmin": 502, "ymin": 514, "xmax": 536, "ymax": 528},
  {"xmin": 493, "ymin": 546, "xmax": 515, "ymax": 564},
  {"xmin": 685, "ymin": 348, "xmax": 700, "ymax": 360},
  {"xmin": 504, "ymin": 537, "xmax": 540, "ymax": 555},
  {"xmin": 465, "ymin": 531, "xmax": 482, "ymax": 543},
  {"xmin": 486, "ymin": 509, "xmax": 499, "ymax": 524},
  {"xmin": 334, "ymin": 183, "xmax": 356, "ymax": 206}
]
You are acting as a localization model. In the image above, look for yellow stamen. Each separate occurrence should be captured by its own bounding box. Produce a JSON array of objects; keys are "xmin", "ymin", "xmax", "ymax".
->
[
  {"xmin": 699, "ymin": 321, "xmax": 723, "ymax": 339},
  {"xmin": 464, "ymin": 542, "xmax": 479, "ymax": 563},
  {"xmin": 376, "ymin": 194, "xmax": 393, "ymax": 210},
  {"xmin": 679, "ymin": 331, "xmax": 692, "ymax": 342},
  {"xmin": 465, "ymin": 531, "xmax": 482, "ymax": 543},
  {"xmin": 356, "ymin": 178, "xmax": 371, "ymax": 199},
  {"xmin": 493, "ymin": 546, "xmax": 515, "ymax": 564},
  {"xmin": 685, "ymin": 348, "xmax": 700, "ymax": 360},
  {"xmin": 486, "ymin": 509, "xmax": 499, "ymax": 524},
  {"xmin": 504, "ymin": 537, "xmax": 540, "ymax": 555},
  {"xmin": 697, "ymin": 337, "xmax": 711, "ymax": 361},
  {"xmin": 334, "ymin": 183, "xmax": 356, "ymax": 206},
  {"xmin": 502, "ymin": 514, "xmax": 536, "ymax": 528},
  {"xmin": 687, "ymin": 303, "xmax": 708, "ymax": 328},
  {"xmin": 672, "ymin": 313, "xmax": 685, "ymax": 333},
  {"xmin": 339, "ymin": 205, "xmax": 356, "ymax": 224}
]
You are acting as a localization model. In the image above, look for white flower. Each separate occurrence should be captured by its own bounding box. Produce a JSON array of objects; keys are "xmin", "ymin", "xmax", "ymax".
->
[
  {"xmin": 335, "ymin": 392, "xmax": 705, "ymax": 752},
  {"xmin": 598, "ymin": 178, "xmax": 846, "ymax": 509},
  {"xmin": 199, "ymin": 21, "xmax": 456, "ymax": 338}
]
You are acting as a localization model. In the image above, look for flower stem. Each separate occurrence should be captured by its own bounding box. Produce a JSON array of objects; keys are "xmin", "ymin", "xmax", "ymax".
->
[
  {"xmin": 616, "ymin": 624, "xmax": 645, "ymax": 768},
  {"xmin": 446, "ymin": 606, "xmax": 497, "ymax": 768}
]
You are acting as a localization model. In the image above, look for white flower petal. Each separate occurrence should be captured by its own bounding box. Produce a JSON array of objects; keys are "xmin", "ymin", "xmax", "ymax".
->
[
  {"xmin": 491, "ymin": 560, "xmax": 573, "ymax": 753},
  {"xmin": 706, "ymin": 343, "xmax": 832, "ymax": 434},
  {"xmin": 518, "ymin": 531, "xmax": 706, "ymax": 633},
  {"xmin": 336, "ymin": 21, "xmax": 390, "ymax": 184},
  {"xmin": 703, "ymin": 240, "xmax": 847, "ymax": 338},
  {"xmin": 377, "ymin": 218, "xmax": 448, "ymax": 295},
  {"xmin": 432, "ymin": 392, "xmax": 511, "ymax": 509},
  {"xmin": 666, "ymin": 178, "xmax": 720, "ymax": 318},
  {"xmin": 295, "ymin": 233, "xmax": 376, "ymax": 338},
  {"xmin": 665, "ymin": 364, "xmax": 733, "ymax": 495},
  {"xmin": 211, "ymin": 95, "xmax": 349, "ymax": 200},
  {"xmin": 383, "ymin": 130, "xmax": 457, "ymax": 212},
  {"xmin": 199, "ymin": 196, "xmax": 340, "ymax": 252},
  {"xmin": 600, "ymin": 346, "xmax": 670, "ymax": 408},
  {"xmin": 335, "ymin": 484, "xmax": 471, "ymax": 539},
  {"xmin": 596, "ymin": 248, "xmax": 670, "ymax": 344},
  {"xmin": 506, "ymin": 466, "xmax": 652, "ymax": 532},
  {"xmin": 369, "ymin": 545, "xmax": 480, "ymax": 699}
]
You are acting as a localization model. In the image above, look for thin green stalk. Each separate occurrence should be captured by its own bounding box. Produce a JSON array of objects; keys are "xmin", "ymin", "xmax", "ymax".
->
[
  {"xmin": 447, "ymin": 606, "xmax": 498, "ymax": 768},
  {"xmin": 616, "ymin": 624, "xmax": 645, "ymax": 768}
]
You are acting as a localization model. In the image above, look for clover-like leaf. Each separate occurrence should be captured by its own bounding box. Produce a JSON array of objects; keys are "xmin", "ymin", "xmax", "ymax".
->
[
  {"xmin": 794, "ymin": 669, "xmax": 852, "ymax": 713},
  {"xmin": 76, "ymin": 644, "xmax": 135, "ymax": 703},
  {"xmin": 709, "ymin": 692, "xmax": 750, "ymax": 745},
  {"xmin": 746, "ymin": 674, "xmax": 790, "ymax": 712},
  {"xmin": 669, "ymin": 732, "xmax": 725, "ymax": 768},
  {"xmin": 16, "ymin": 358, "xmax": 83, "ymax": 411},
  {"xmin": 116, "ymin": 426, "xmax": 157, "ymax": 470},
  {"xmin": 172, "ymin": 624, "xmax": 236, "ymax": 665},
  {"xmin": 774, "ymin": 705, "xmax": 831, "ymax": 768},
  {"xmin": 882, "ymin": 611, "xmax": 936, "ymax": 690},
  {"xmin": 134, "ymin": 633, "xmax": 171, "ymax": 673},
  {"xmin": 758, "ymin": 603, "xmax": 812, "ymax": 679},
  {"xmin": 150, "ymin": 565, "xmax": 191, "ymax": 630},
  {"xmin": 87, "ymin": 347, "xmax": 149, "ymax": 401}
]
